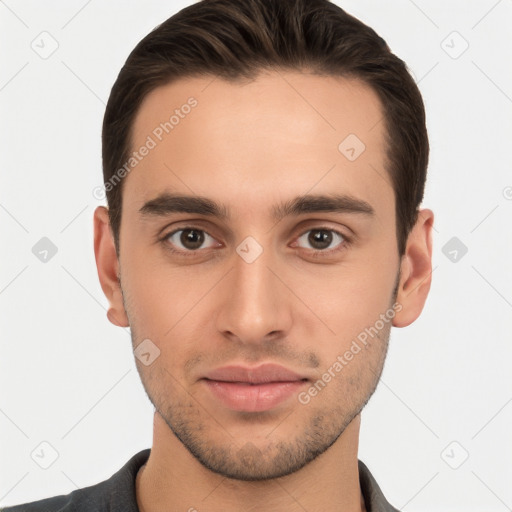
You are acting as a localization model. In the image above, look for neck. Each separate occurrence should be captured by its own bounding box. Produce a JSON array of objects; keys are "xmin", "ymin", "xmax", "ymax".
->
[{"xmin": 136, "ymin": 412, "xmax": 366, "ymax": 512}]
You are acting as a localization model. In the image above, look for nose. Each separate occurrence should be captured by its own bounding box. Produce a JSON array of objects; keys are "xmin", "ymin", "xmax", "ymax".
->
[{"xmin": 215, "ymin": 241, "xmax": 292, "ymax": 346}]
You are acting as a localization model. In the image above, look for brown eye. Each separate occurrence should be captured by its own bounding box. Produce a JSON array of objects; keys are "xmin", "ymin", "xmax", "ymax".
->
[
  {"xmin": 179, "ymin": 229, "xmax": 204, "ymax": 250},
  {"xmin": 164, "ymin": 228, "xmax": 217, "ymax": 253},
  {"xmin": 296, "ymin": 228, "xmax": 346, "ymax": 254}
]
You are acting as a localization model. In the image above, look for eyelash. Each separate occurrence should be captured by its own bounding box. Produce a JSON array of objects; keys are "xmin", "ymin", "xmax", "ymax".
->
[{"xmin": 159, "ymin": 225, "xmax": 352, "ymax": 259}]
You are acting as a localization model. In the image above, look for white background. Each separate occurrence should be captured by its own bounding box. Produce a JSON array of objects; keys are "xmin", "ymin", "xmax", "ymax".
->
[{"xmin": 1, "ymin": 1, "xmax": 511, "ymax": 510}]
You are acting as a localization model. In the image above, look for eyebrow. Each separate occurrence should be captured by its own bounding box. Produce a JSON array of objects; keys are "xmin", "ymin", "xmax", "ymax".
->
[{"xmin": 138, "ymin": 192, "xmax": 375, "ymax": 221}]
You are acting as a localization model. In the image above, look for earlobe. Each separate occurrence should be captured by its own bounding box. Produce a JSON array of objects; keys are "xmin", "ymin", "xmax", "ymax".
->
[
  {"xmin": 393, "ymin": 208, "xmax": 434, "ymax": 328},
  {"xmin": 93, "ymin": 206, "xmax": 129, "ymax": 328},
  {"xmin": 107, "ymin": 306, "xmax": 128, "ymax": 327}
]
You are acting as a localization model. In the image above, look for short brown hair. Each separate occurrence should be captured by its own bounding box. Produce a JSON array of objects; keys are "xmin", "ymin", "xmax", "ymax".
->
[{"xmin": 102, "ymin": 0, "xmax": 428, "ymax": 257}]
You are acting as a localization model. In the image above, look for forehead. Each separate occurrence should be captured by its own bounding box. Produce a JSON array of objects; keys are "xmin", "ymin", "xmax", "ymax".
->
[{"xmin": 124, "ymin": 70, "xmax": 392, "ymax": 220}]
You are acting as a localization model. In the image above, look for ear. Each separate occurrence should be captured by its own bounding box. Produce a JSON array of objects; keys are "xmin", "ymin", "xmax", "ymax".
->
[
  {"xmin": 93, "ymin": 206, "xmax": 129, "ymax": 328},
  {"xmin": 393, "ymin": 208, "xmax": 434, "ymax": 328}
]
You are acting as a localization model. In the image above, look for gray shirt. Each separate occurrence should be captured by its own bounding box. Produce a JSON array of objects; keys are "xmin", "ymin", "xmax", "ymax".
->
[{"xmin": 1, "ymin": 449, "xmax": 400, "ymax": 511}]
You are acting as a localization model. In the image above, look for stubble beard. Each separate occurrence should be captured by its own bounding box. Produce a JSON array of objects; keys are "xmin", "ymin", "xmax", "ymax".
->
[{"xmin": 122, "ymin": 273, "xmax": 398, "ymax": 481}]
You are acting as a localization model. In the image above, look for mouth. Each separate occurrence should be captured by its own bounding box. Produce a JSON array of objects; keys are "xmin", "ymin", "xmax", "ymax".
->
[{"xmin": 201, "ymin": 363, "xmax": 309, "ymax": 412}]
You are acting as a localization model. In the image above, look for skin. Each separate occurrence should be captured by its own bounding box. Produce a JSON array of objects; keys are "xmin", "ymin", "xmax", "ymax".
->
[{"xmin": 94, "ymin": 70, "xmax": 434, "ymax": 512}]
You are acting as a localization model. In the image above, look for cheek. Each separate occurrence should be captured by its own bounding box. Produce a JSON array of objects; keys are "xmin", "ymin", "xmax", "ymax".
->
[
  {"xmin": 287, "ymin": 250, "xmax": 398, "ymax": 369},
  {"xmin": 122, "ymin": 250, "xmax": 197, "ymax": 331},
  {"xmin": 296, "ymin": 324, "xmax": 390, "ymax": 416},
  {"xmin": 122, "ymin": 256, "xmax": 219, "ymax": 375},
  {"xmin": 295, "ymin": 265, "xmax": 397, "ymax": 342}
]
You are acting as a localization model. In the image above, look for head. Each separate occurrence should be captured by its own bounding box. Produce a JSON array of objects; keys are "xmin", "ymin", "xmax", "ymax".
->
[{"xmin": 94, "ymin": 0, "xmax": 433, "ymax": 481}]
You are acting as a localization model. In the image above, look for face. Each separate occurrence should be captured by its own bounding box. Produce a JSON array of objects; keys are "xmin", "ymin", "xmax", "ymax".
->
[{"xmin": 115, "ymin": 70, "xmax": 402, "ymax": 480}]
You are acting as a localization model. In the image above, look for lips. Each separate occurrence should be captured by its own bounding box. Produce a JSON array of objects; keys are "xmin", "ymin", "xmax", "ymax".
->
[
  {"xmin": 201, "ymin": 363, "xmax": 308, "ymax": 412},
  {"xmin": 204, "ymin": 363, "xmax": 307, "ymax": 384}
]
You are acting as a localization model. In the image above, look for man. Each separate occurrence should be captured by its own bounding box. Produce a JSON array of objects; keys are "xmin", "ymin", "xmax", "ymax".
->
[{"xmin": 3, "ymin": 0, "xmax": 433, "ymax": 510}]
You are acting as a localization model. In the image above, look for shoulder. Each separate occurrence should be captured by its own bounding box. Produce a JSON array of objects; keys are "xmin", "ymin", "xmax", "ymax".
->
[
  {"xmin": 1, "ymin": 449, "xmax": 150, "ymax": 512},
  {"xmin": 358, "ymin": 459, "xmax": 401, "ymax": 512},
  {"xmin": 1, "ymin": 493, "xmax": 84, "ymax": 512}
]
